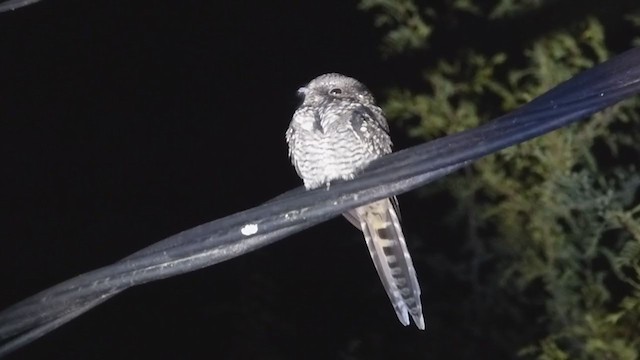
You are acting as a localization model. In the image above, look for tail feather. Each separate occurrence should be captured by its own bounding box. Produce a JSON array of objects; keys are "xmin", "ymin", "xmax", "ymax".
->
[{"xmin": 349, "ymin": 199, "xmax": 425, "ymax": 330}]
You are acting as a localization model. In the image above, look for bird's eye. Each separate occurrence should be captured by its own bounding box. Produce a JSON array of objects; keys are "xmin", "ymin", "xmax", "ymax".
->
[{"xmin": 329, "ymin": 88, "xmax": 342, "ymax": 95}]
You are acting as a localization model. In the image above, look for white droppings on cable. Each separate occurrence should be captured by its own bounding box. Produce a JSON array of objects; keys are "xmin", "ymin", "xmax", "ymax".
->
[{"xmin": 240, "ymin": 223, "xmax": 259, "ymax": 236}]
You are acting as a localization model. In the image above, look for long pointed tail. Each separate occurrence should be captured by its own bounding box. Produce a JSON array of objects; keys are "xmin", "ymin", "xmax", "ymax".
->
[{"xmin": 349, "ymin": 199, "xmax": 425, "ymax": 329}]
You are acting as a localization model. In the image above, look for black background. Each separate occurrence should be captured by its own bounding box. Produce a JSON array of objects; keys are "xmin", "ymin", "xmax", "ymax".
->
[{"xmin": 0, "ymin": 1, "xmax": 460, "ymax": 359}]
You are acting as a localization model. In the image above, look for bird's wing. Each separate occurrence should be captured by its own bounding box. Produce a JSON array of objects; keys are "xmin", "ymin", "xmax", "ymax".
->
[{"xmin": 349, "ymin": 198, "xmax": 425, "ymax": 329}]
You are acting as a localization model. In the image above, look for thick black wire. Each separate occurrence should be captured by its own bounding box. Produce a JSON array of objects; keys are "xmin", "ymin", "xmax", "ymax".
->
[
  {"xmin": 1, "ymin": 47, "xmax": 639, "ymax": 357},
  {"xmin": 0, "ymin": 0, "xmax": 42, "ymax": 12}
]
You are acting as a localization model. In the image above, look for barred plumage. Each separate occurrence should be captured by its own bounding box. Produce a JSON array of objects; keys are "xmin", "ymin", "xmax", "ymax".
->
[{"xmin": 286, "ymin": 73, "xmax": 425, "ymax": 329}]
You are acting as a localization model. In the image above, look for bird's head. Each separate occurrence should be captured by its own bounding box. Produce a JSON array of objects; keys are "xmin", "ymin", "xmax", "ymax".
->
[{"xmin": 297, "ymin": 73, "xmax": 376, "ymax": 106}]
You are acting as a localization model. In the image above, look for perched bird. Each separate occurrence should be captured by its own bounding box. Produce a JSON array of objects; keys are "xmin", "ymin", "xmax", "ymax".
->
[{"xmin": 285, "ymin": 73, "xmax": 425, "ymax": 329}]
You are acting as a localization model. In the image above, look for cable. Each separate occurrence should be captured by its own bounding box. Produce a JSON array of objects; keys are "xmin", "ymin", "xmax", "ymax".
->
[{"xmin": 0, "ymin": 0, "xmax": 42, "ymax": 12}]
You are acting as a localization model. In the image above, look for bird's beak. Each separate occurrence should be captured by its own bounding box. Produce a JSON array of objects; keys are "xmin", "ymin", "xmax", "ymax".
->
[{"xmin": 297, "ymin": 86, "xmax": 308, "ymax": 98}]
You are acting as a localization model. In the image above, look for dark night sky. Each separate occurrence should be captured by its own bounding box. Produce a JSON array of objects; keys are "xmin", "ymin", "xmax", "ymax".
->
[{"xmin": 0, "ymin": 1, "xmax": 465, "ymax": 359}]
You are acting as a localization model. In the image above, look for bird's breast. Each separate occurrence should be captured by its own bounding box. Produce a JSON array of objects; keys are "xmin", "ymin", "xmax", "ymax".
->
[{"xmin": 292, "ymin": 125, "xmax": 378, "ymax": 189}]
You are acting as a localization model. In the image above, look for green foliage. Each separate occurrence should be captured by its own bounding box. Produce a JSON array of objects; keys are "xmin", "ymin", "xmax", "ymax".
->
[
  {"xmin": 358, "ymin": 0, "xmax": 434, "ymax": 55},
  {"xmin": 361, "ymin": 1, "xmax": 640, "ymax": 358}
]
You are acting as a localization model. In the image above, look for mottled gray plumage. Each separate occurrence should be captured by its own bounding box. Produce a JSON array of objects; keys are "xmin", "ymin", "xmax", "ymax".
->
[{"xmin": 286, "ymin": 73, "xmax": 425, "ymax": 329}]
